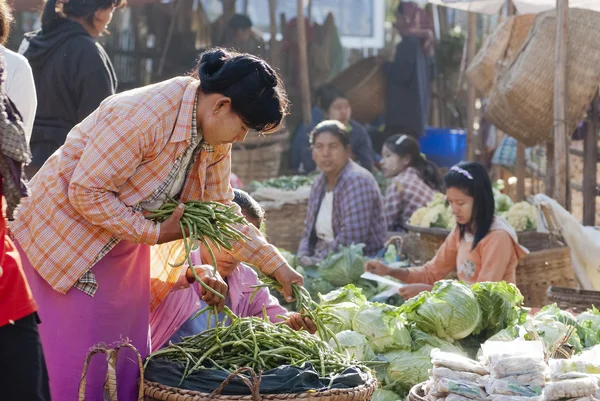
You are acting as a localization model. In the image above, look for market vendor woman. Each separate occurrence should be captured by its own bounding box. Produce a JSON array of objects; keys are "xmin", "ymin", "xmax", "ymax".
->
[
  {"xmin": 9, "ymin": 48, "xmax": 302, "ymax": 401},
  {"xmin": 365, "ymin": 162, "xmax": 528, "ymax": 300}
]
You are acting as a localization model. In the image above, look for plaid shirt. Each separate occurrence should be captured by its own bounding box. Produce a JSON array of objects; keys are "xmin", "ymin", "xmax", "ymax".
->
[
  {"xmin": 384, "ymin": 167, "xmax": 437, "ymax": 232},
  {"xmin": 10, "ymin": 77, "xmax": 287, "ymax": 309},
  {"xmin": 297, "ymin": 161, "xmax": 387, "ymax": 259}
]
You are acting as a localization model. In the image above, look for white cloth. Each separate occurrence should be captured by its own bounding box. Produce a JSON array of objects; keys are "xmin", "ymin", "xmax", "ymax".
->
[
  {"xmin": 1, "ymin": 46, "xmax": 36, "ymax": 144},
  {"xmin": 315, "ymin": 191, "xmax": 335, "ymax": 243}
]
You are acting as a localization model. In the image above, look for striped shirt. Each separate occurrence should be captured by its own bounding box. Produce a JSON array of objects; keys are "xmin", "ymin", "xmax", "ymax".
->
[{"xmin": 9, "ymin": 77, "xmax": 287, "ymax": 310}]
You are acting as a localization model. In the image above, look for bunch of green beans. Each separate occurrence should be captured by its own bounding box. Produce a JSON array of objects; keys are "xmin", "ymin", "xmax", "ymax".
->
[
  {"xmin": 251, "ymin": 277, "xmax": 343, "ymax": 351},
  {"xmin": 145, "ymin": 307, "xmax": 363, "ymax": 382},
  {"xmin": 145, "ymin": 200, "xmax": 250, "ymax": 298}
]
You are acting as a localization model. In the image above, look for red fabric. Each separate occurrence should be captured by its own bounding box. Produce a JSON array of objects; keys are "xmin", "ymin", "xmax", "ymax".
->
[{"xmin": 0, "ymin": 189, "xmax": 37, "ymax": 327}]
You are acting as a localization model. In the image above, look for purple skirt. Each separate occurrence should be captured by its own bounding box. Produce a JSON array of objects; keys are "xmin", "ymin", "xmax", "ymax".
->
[{"xmin": 18, "ymin": 239, "xmax": 151, "ymax": 401}]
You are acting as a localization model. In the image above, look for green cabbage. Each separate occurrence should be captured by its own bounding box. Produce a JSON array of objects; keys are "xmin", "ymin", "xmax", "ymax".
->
[
  {"xmin": 534, "ymin": 304, "xmax": 578, "ymax": 327},
  {"xmin": 525, "ymin": 317, "xmax": 582, "ymax": 354},
  {"xmin": 384, "ymin": 244, "xmax": 398, "ymax": 264},
  {"xmin": 384, "ymin": 346, "xmax": 434, "ymax": 395},
  {"xmin": 409, "ymin": 328, "xmax": 465, "ymax": 355},
  {"xmin": 318, "ymin": 244, "xmax": 366, "ymax": 286},
  {"xmin": 471, "ymin": 281, "xmax": 527, "ymax": 337},
  {"xmin": 330, "ymin": 330, "xmax": 376, "ymax": 361},
  {"xmin": 319, "ymin": 284, "xmax": 368, "ymax": 306},
  {"xmin": 401, "ymin": 280, "xmax": 482, "ymax": 341},
  {"xmin": 372, "ymin": 389, "xmax": 400, "ymax": 401},
  {"xmin": 322, "ymin": 302, "xmax": 360, "ymax": 333},
  {"xmin": 576, "ymin": 306, "xmax": 600, "ymax": 348},
  {"xmin": 494, "ymin": 192, "xmax": 514, "ymax": 214},
  {"xmin": 279, "ymin": 249, "xmax": 297, "ymax": 269},
  {"xmin": 352, "ymin": 303, "xmax": 412, "ymax": 353}
]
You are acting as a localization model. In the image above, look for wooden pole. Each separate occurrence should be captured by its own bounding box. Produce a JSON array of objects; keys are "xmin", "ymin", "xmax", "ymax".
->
[
  {"xmin": 296, "ymin": 0, "xmax": 311, "ymax": 125},
  {"xmin": 516, "ymin": 143, "xmax": 526, "ymax": 200},
  {"xmin": 466, "ymin": 12, "xmax": 477, "ymax": 161},
  {"xmin": 158, "ymin": 0, "xmax": 184, "ymax": 78},
  {"xmin": 546, "ymin": 142, "xmax": 555, "ymax": 196},
  {"xmin": 553, "ymin": 0, "xmax": 569, "ymax": 207},
  {"xmin": 243, "ymin": 0, "xmax": 249, "ymax": 15},
  {"xmin": 583, "ymin": 94, "xmax": 599, "ymax": 225},
  {"xmin": 268, "ymin": 0, "xmax": 279, "ymax": 68}
]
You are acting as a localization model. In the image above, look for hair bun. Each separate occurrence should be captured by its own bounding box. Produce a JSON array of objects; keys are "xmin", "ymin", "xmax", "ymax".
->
[
  {"xmin": 198, "ymin": 49, "xmax": 231, "ymax": 90},
  {"xmin": 256, "ymin": 63, "xmax": 277, "ymax": 88}
]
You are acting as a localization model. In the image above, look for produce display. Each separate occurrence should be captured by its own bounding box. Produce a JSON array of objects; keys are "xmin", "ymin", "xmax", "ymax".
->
[
  {"xmin": 409, "ymin": 193, "xmax": 457, "ymax": 230},
  {"xmin": 251, "ymin": 175, "xmax": 316, "ymax": 191}
]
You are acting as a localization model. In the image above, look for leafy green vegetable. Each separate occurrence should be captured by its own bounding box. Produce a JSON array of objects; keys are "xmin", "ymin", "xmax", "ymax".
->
[
  {"xmin": 409, "ymin": 328, "xmax": 465, "ymax": 355},
  {"xmin": 322, "ymin": 302, "xmax": 360, "ymax": 333},
  {"xmin": 384, "ymin": 346, "xmax": 434, "ymax": 396},
  {"xmin": 318, "ymin": 244, "xmax": 366, "ymax": 287},
  {"xmin": 330, "ymin": 330, "xmax": 376, "ymax": 361},
  {"xmin": 534, "ymin": 304, "xmax": 578, "ymax": 328},
  {"xmin": 384, "ymin": 244, "xmax": 399, "ymax": 264},
  {"xmin": 471, "ymin": 281, "xmax": 527, "ymax": 337},
  {"xmin": 353, "ymin": 303, "xmax": 412, "ymax": 353},
  {"xmin": 525, "ymin": 317, "xmax": 582, "ymax": 355},
  {"xmin": 401, "ymin": 280, "xmax": 482, "ymax": 341},
  {"xmin": 576, "ymin": 306, "xmax": 600, "ymax": 348},
  {"xmin": 319, "ymin": 284, "xmax": 368, "ymax": 306},
  {"xmin": 252, "ymin": 175, "xmax": 315, "ymax": 191},
  {"xmin": 279, "ymin": 248, "xmax": 297, "ymax": 269},
  {"xmin": 372, "ymin": 388, "xmax": 400, "ymax": 401}
]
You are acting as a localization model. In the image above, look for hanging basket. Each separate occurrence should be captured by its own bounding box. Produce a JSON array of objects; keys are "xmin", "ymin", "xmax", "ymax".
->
[{"xmin": 231, "ymin": 129, "xmax": 289, "ymax": 188}]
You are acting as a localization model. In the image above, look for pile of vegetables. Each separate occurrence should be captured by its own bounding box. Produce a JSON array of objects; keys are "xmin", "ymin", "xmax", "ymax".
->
[
  {"xmin": 409, "ymin": 193, "xmax": 456, "ymax": 230},
  {"xmin": 145, "ymin": 308, "xmax": 365, "ymax": 382},
  {"xmin": 251, "ymin": 175, "xmax": 316, "ymax": 191},
  {"xmin": 503, "ymin": 201, "xmax": 538, "ymax": 232}
]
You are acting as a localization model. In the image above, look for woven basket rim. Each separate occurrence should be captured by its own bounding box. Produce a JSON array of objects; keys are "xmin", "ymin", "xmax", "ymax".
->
[
  {"xmin": 408, "ymin": 382, "xmax": 427, "ymax": 401},
  {"xmin": 232, "ymin": 130, "xmax": 289, "ymax": 151},
  {"xmin": 547, "ymin": 286, "xmax": 600, "ymax": 299},
  {"xmin": 405, "ymin": 224, "xmax": 452, "ymax": 237},
  {"xmin": 143, "ymin": 376, "xmax": 378, "ymax": 401}
]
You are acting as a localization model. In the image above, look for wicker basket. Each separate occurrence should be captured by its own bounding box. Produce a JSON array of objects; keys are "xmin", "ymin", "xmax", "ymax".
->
[
  {"xmin": 547, "ymin": 286, "xmax": 600, "ymax": 313},
  {"xmin": 404, "ymin": 225, "xmax": 450, "ymax": 263},
  {"xmin": 263, "ymin": 201, "xmax": 309, "ymax": 252},
  {"xmin": 144, "ymin": 371, "xmax": 377, "ymax": 401},
  {"xmin": 231, "ymin": 129, "xmax": 289, "ymax": 187},
  {"xmin": 330, "ymin": 57, "xmax": 385, "ymax": 124},
  {"xmin": 408, "ymin": 383, "xmax": 427, "ymax": 401},
  {"xmin": 486, "ymin": 9, "xmax": 600, "ymax": 147}
]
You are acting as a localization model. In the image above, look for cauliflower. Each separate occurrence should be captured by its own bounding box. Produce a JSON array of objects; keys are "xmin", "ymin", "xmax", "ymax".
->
[
  {"xmin": 421, "ymin": 204, "xmax": 448, "ymax": 228},
  {"xmin": 506, "ymin": 201, "xmax": 538, "ymax": 232},
  {"xmin": 428, "ymin": 193, "xmax": 447, "ymax": 208},
  {"xmin": 409, "ymin": 207, "xmax": 429, "ymax": 226}
]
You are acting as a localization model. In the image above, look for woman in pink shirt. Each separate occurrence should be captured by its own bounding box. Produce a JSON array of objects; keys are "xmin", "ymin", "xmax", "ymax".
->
[
  {"xmin": 150, "ymin": 189, "xmax": 315, "ymax": 350},
  {"xmin": 366, "ymin": 162, "xmax": 528, "ymax": 300}
]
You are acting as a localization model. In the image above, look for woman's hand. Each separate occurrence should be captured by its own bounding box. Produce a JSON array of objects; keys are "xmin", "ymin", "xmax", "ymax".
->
[
  {"xmin": 157, "ymin": 203, "xmax": 186, "ymax": 244},
  {"xmin": 364, "ymin": 260, "xmax": 392, "ymax": 276},
  {"xmin": 398, "ymin": 284, "xmax": 432, "ymax": 300},
  {"xmin": 186, "ymin": 265, "xmax": 229, "ymax": 311},
  {"xmin": 286, "ymin": 313, "xmax": 318, "ymax": 334},
  {"xmin": 272, "ymin": 264, "xmax": 304, "ymax": 303}
]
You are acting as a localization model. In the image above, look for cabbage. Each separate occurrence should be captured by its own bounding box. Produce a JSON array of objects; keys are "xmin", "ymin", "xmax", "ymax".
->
[
  {"xmin": 410, "ymin": 328, "xmax": 465, "ymax": 355},
  {"xmin": 525, "ymin": 317, "xmax": 582, "ymax": 355},
  {"xmin": 401, "ymin": 280, "xmax": 482, "ymax": 341},
  {"xmin": 372, "ymin": 389, "xmax": 400, "ymax": 401},
  {"xmin": 304, "ymin": 276, "xmax": 335, "ymax": 300},
  {"xmin": 318, "ymin": 244, "xmax": 366, "ymax": 286},
  {"xmin": 576, "ymin": 307, "xmax": 600, "ymax": 348},
  {"xmin": 330, "ymin": 331, "xmax": 376, "ymax": 361},
  {"xmin": 486, "ymin": 326, "xmax": 520, "ymax": 342},
  {"xmin": 319, "ymin": 284, "xmax": 368, "ymax": 306},
  {"xmin": 384, "ymin": 244, "xmax": 399, "ymax": 264},
  {"xmin": 353, "ymin": 303, "xmax": 412, "ymax": 353},
  {"xmin": 279, "ymin": 249, "xmax": 297, "ymax": 269},
  {"xmin": 471, "ymin": 281, "xmax": 527, "ymax": 337},
  {"xmin": 384, "ymin": 346, "xmax": 434, "ymax": 395},
  {"xmin": 534, "ymin": 304, "xmax": 578, "ymax": 327},
  {"xmin": 494, "ymin": 193, "xmax": 514, "ymax": 214},
  {"xmin": 322, "ymin": 302, "xmax": 360, "ymax": 333}
]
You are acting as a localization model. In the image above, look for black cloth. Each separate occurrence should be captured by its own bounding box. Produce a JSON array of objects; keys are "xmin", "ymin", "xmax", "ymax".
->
[
  {"xmin": 145, "ymin": 360, "xmax": 369, "ymax": 395},
  {"xmin": 22, "ymin": 19, "xmax": 117, "ymax": 167},
  {"xmin": 0, "ymin": 313, "xmax": 51, "ymax": 401},
  {"xmin": 382, "ymin": 36, "xmax": 432, "ymax": 141}
]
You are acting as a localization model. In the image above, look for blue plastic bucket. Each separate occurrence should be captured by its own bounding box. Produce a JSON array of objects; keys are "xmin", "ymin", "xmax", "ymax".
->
[{"xmin": 419, "ymin": 127, "xmax": 467, "ymax": 168}]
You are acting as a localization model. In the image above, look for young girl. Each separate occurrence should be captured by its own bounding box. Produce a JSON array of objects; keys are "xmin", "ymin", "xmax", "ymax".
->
[
  {"xmin": 150, "ymin": 190, "xmax": 315, "ymax": 351},
  {"xmin": 380, "ymin": 134, "xmax": 443, "ymax": 231},
  {"xmin": 366, "ymin": 162, "xmax": 528, "ymax": 300}
]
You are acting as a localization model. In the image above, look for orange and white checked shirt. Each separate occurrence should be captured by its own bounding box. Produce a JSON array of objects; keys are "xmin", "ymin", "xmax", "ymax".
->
[{"xmin": 9, "ymin": 76, "xmax": 287, "ymax": 311}]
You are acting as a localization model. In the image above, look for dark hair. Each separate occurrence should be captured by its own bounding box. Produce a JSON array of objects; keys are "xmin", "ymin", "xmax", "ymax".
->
[
  {"xmin": 41, "ymin": 0, "xmax": 125, "ymax": 33},
  {"xmin": 233, "ymin": 189, "xmax": 265, "ymax": 227},
  {"xmin": 228, "ymin": 14, "xmax": 252, "ymax": 31},
  {"xmin": 309, "ymin": 120, "xmax": 350, "ymax": 147},
  {"xmin": 314, "ymin": 84, "xmax": 347, "ymax": 112},
  {"xmin": 384, "ymin": 134, "xmax": 443, "ymax": 192},
  {"xmin": 195, "ymin": 48, "xmax": 288, "ymax": 134},
  {"xmin": 444, "ymin": 162, "xmax": 495, "ymax": 249},
  {"xmin": 0, "ymin": 0, "xmax": 12, "ymax": 45}
]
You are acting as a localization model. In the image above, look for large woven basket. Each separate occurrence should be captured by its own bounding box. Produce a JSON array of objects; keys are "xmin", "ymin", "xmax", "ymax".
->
[
  {"xmin": 330, "ymin": 57, "xmax": 385, "ymax": 124},
  {"xmin": 547, "ymin": 286, "xmax": 600, "ymax": 313},
  {"xmin": 263, "ymin": 201, "xmax": 309, "ymax": 253},
  {"xmin": 404, "ymin": 225, "xmax": 450, "ymax": 263},
  {"xmin": 231, "ymin": 129, "xmax": 289, "ymax": 187},
  {"xmin": 486, "ymin": 9, "xmax": 600, "ymax": 147},
  {"xmin": 143, "ymin": 374, "xmax": 378, "ymax": 401},
  {"xmin": 408, "ymin": 383, "xmax": 427, "ymax": 401}
]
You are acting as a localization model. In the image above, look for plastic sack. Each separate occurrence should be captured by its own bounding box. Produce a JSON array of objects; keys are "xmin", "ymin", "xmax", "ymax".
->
[
  {"xmin": 430, "ymin": 378, "xmax": 486, "ymax": 400},
  {"xmin": 446, "ymin": 394, "xmax": 478, "ymax": 401},
  {"xmin": 488, "ymin": 357, "xmax": 549, "ymax": 379},
  {"xmin": 544, "ymin": 377, "xmax": 599, "ymax": 401},
  {"xmin": 486, "ymin": 378, "xmax": 543, "ymax": 397},
  {"xmin": 549, "ymin": 359, "xmax": 600, "ymax": 381},
  {"xmin": 488, "ymin": 396, "xmax": 544, "ymax": 401},
  {"xmin": 431, "ymin": 367, "xmax": 487, "ymax": 386},
  {"xmin": 431, "ymin": 349, "xmax": 488, "ymax": 375}
]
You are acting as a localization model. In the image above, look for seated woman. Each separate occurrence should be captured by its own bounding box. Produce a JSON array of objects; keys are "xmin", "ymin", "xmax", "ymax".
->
[
  {"xmin": 290, "ymin": 84, "xmax": 375, "ymax": 173},
  {"xmin": 380, "ymin": 134, "xmax": 443, "ymax": 232},
  {"xmin": 150, "ymin": 190, "xmax": 315, "ymax": 351},
  {"xmin": 365, "ymin": 162, "xmax": 528, "ymax": 300},
  {"xmin": 297, "ymin": 121, "xmax": 387, "ymax": 266}
]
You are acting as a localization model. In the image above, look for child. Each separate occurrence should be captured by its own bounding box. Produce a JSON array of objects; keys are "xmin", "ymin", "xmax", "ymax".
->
[
  {"xmin": 150, "ymin": 189, "xmax": 315, "ymax": 350},
  {"xmin": 366, "ymin": 162, "xmax": 528, "ymax": 300}
]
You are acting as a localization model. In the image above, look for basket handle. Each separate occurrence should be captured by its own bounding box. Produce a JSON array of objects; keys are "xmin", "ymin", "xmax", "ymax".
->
[
  {"xmin": 78, "ymin": 341, "xmax": 145, "ymax": 401},
  {"xmin": 209, "ymin": 367, "xmax": 262, "ymax": 401}
]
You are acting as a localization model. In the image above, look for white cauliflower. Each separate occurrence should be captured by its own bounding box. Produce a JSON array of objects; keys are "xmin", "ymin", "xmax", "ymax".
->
[
  {"xmin": 421, "ymin": 204, "xmax": 448, "ymax": 228},
  {"xmin": 428, "ymin": 193, "xmax": 447, "ymax": 208},
  {"xmin": 506, "ymin": 201, "xmax": 538, "ymax": 232},
  {"xmin": 409, "ymin": 207, "xmax": 429, "ymax": 226}
]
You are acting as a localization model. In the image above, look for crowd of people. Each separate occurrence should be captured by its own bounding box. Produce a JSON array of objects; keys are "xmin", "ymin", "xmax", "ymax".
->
[{"xmin": 0, "ymin": 0, "xmax": 532, "ymax": 400}]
